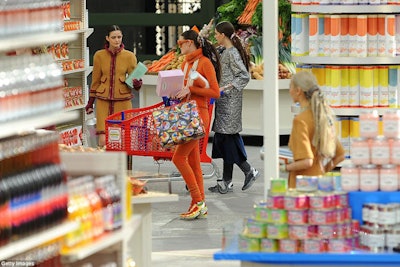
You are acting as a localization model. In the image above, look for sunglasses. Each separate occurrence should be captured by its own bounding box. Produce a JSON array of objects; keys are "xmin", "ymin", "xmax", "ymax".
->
[{"xmin": 177, "ymin": 39, "xmax": 192, "ymax": 47}]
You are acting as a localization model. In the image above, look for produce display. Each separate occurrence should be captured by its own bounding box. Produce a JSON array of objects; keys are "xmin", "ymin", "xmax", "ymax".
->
[{"xmin": 143, "ymin": 0, "xmax": 295, "ymax": 80}]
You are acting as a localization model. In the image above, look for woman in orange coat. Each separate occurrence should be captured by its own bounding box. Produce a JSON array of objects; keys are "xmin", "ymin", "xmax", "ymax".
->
[
  {"xmin": 173, "ymin": 30, "xmax": 221, "ymax": 220},
  {"xmin": 85, "ymin": 25, "xmax": 142, "ymax": 147}
]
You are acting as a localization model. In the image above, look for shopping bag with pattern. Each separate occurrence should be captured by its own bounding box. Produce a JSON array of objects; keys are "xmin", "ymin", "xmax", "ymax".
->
[{"xmin": 152, "ymin": 100, "xmax": 205, "ymax": 148}]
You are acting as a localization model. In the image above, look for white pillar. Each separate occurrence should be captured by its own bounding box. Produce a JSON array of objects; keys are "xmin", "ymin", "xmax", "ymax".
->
[{"xmin": 263, "ymin": 0, "xmax": 279, "ymax": 199}]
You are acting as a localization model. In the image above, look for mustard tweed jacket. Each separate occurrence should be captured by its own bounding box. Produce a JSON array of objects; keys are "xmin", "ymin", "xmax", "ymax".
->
[{"xmin": 90, "ymin": 48, "xmax": 137, "ymax": 101}]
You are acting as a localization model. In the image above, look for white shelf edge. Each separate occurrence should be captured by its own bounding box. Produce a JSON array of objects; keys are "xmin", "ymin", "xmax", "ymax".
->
[
  {"xmin": 0, "ymin": 111, "xmax": 79, "ymax": 139},
  {"xmin": 131, "ymin": 191, "xmax": 179, "ymax": 205},
  {"xmin": 64, "ymin": 105, "xmax": 85, "ymax": 112},
  {"xmin": 61, "ymin": 215, "xmax": 142, "ymax": 263},
  {"xmin": 292, "ymin": 4, "xmax": 400, "ymax": 13},
  {"xmin": 292, "ymin": 56, "xmax": 400, "ymax": 65},
  {"xmin": 0, "ymin": 221, "xmax": 79, "ymax": 260},
  {"xmin": 332, "ymin": 107, "xmax": 394, "ymax": 116},
  {"xmin": 0, "ymin": 32, "xmax": 78, "ymax": 52}
]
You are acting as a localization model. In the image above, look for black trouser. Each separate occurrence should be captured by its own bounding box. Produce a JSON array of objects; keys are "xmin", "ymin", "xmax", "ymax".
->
[{"xmin": 223, "ymin": 161, "xmax": 251, "ymax": 182}]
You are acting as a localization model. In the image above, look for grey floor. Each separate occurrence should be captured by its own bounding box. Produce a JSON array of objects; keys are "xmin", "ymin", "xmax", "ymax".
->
[{"xmin": 129, "ymin": 137, "xmax": 266, "ymax": 267}]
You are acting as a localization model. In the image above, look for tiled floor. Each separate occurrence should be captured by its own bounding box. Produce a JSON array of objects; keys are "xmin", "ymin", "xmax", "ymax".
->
[{"xmin": 129, "ymin": 140, "xmax": 265, "ymax": 266}]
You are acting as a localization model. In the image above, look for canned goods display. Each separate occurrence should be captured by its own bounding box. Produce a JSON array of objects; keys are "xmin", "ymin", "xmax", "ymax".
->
[
  {"xmin": 385, "ymin": 227, "xmax": 400, "ymax": 251},
  {"xmin": 287, "ymin": 209, "xmax": 308, "ymax": 225},
  {"xmin": 318, "ymin": 175, "xmax": 334, "ymax": 192},
  {"xmin": 327, "ymin": 238, "xmax": 353, "ymax": 252},
  {"xmin": 266, "ymin": 194, "xmax": 285, "ymax": 209},
  {"xmin": 288, "ymin": 224, "xmax": 317, "ymax": 239},
  {"xmin": 267, "ymin": 224, "xmax": 289, "ymax": 239},
  {"xmin": 260, "ymin": 238, "xmax": 279, "ymax": 253},
  {"xmin": 238, "ymin": 234, "xmax": 260, "ymax": 252},
  {"xmin": 253, "ymin": 206, "xmax": 269, "ymax": 223},
  {"xmin": 279, "ymin": 239, "xmax": 301, "ymax": 253},
  {"xmin": 335, "ymin": 192, "xmax": 349, "ymax": 208},
  {"xmin": 302, "ymin": 239, "xmax": 326, "ymax": 253},
  {"xmin": 309, "ymin": 193, "xmax": 336, "ymax": 209},
  {"xmin": 245, "ymin": 219, "xmax": 267, "ymax": 238},
  {"xmin": 270, "ymin": 209, "xmax": 288, "ymax": 224},
  {"xmin": 270, "ymin": 178, "xmax": 288, "ymax": 194},
  {"xmin": 317, "ymin": 224, "xmax": 338, "ymax": 239},
  {"xmin": 309, "ymin": 209, "xmax": 337, "ymax": 225},
  {"xmin": 284, "ymin": 193, "xmax": 309, "ymax": 210},
  {"xmin": 296, "ymin": 175, "xmax": 319, "ymax": 192}
]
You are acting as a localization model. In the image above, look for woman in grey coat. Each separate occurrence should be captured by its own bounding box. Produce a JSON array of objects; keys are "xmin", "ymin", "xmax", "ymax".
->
[{"xmin": 208, "ymin": 21, "xmax": 259, "ymax": 194}]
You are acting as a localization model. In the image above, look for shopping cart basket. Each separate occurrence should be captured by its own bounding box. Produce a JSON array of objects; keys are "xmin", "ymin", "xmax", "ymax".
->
[{"xmin": 105, "ymin": 99, "xmax": 221, "ymax": 187}]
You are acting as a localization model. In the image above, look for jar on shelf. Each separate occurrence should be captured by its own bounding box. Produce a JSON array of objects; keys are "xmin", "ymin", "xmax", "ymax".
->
[
  {"xmin": 340, "ymin": 164, "xmax": 360, "ymax": 192},
  {"xmin": 390, "ymin": 137, "xmax": 400, "ymax": 164},
  {"xmin": 370, "ymin": 136, "xmax": 390, "ymax": 165},
  {"xmin": 350, "ymin": 137, "xmax": 370, "ymax": 165},
  {"xmin": 379, "ymin": 164, "xmax": 398, "ymax": 192},
  {"xmin": 359, "ymin": 164, "xmax": 379, "ymax": 192},
  {"xmin": 359, "ymin": 110, "xmax": 379, "ymax": 138},
  {"xmin": 383, "ymin": 109, "xmax": 400, "ymax": 138}
]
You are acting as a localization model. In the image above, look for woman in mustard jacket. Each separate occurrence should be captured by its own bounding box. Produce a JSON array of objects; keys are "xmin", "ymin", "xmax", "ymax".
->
[{"xmin": 85, "ymin": 25, "xmax": 142, "ymax": 147}]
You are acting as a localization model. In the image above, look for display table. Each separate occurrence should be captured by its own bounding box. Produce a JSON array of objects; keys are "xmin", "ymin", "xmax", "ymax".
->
[
  {"xmin": 214, "ymin": 191, "xmax": 400, "ymax": 267},
  {"xmin": 129, "ymin": 191, "xmax": 179, "ymax": 267},
  {"xmin": 214, "ymin": 250, "xmax": 400, "ymax": 267}
]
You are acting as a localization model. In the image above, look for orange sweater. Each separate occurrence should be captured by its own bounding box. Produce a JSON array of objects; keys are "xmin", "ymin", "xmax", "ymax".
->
[{"xmin": 182, "ymin": 48, "xmax": 220, "ymax": 110}]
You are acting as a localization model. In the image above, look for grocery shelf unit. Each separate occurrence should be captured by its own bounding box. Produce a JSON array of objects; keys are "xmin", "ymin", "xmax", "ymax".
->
[
  {"xmin": 292, "ymin": 4, "xmax": 400, "ymax": 117},
  {"xmin": 0, "ymin": 24, "xmax": 80, "ymax": 263},
  {"xmin": 214, "ymin": 3, "xmax": 400, "ymax": 267},
  {"xmin": 60, "ymin": 0, "xmax": 94, "ymax": 146},
  {"xmin": 59, "ymin": 151, "xmax": 133, "ymax": 267},
  {"xmin": 141, "ymin": 75, "xmax": 293, "ymax": 136}
]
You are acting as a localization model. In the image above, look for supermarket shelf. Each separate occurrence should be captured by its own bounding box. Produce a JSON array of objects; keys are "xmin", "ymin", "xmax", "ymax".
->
[
  {"xmin": 0, "ymin": 111, "xmax": 79, "ymax": 140},
  {"xmin": 292, "ymin": 56, "xmax": 400, "ymax": 65},
  {"xmin": 131, "ymin": 191, "xmax": 179, "ymax": 205},
  {"xmin": 214, "ymin": 250, "xmax": 400, "ymax": 266},
  {"xmin": 63, "ymin": 67, "xmax": 92, "ymax": 75},
  {"xmin": 0, "ymin": 31, "xmax": 78, "ymax": 52},
  {"xmin": 61, "ymin": 215, "xmax": 142, "ymax": 263},
  {"xmin": 292, "ymin": 4, "xmax": 400, "ymax": 14},
  {"xmin": 0, "ymin": 221, "xmax": 79, "ymax": 260}
]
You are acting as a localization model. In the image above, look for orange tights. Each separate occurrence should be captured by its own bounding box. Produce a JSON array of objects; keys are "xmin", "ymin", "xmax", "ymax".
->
[
  {"xmin": 172, "ymin": 106, "xmax": 209, "ymax": 204},
  {"xmin": 172, "ymin": 139, "xmax": 204, "ymax": 204}
]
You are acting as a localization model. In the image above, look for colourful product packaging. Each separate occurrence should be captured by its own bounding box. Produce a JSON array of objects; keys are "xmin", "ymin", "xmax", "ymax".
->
[
  {"xmin": 373, "ymin": 66, "xmax": 379, "ymax": 107},
  {"xmin": 340, "ymin": 15, "xmax": 349, "ymax": 57},
  {"xmin": 367, "ymin": 15, "xmax": 378, "ymax": 57},
  {"xmin": 389, "ymin": 65, "xmax": 398, "ymax": 108},
  {"xmin": 356, "ymin": 15, "xmax": 367, "ymax": 57},
  {"xmin": 330, "ymin": 15, "xmax": 341, "ymax": 57},
  {"xmin": 396, "ymin": 15, "xmax": 400, "ymax": 55},
  {"xmin": 341, "ymin": 66, "xmax": 350, "ymax": 106},
  {"xmin": 318, "ymin": 15, "xmax": 325, "ymax": 56},
  {"xmin": 386, "ymin": 15, "xmax": 396, "ymax": 57},
  {"xmin": 349, "ymin": 66, "xmax": 360, "ymax": 106},
  {"xmin": 323, "ymin": 15, "xmax": 331, "ymax": 56},
  {"xmin": 330, "ymin": 65, "xmax": 341, "ymax": 107},
  {"xmin": 359, "ymin": 66, "xmax": 374, "ymax": 107},
  {"xmin": 379, "ymin": 65, "xmax": 389, "ymax": 107},
  {"xmin": 377, "ymin": 15, "xmax": 386, "ymax": 57},
  {"xmin": 309, "ymin": 15, "xmax": 319, "ymax": 57},
  {"xmin": 348, "ymin": 15, "xmax": 358, "ymax": 57}
]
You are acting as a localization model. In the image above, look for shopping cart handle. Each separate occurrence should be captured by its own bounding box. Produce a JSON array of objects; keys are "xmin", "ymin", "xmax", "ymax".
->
[{"xmin": 107, "ymin": 120, "xmax": 123, "ymax": 124}]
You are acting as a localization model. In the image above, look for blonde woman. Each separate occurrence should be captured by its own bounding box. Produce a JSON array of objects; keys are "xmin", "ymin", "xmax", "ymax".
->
[{"xmin": 283, "ymin": 71, "xmax": 345, "ymax": 188}]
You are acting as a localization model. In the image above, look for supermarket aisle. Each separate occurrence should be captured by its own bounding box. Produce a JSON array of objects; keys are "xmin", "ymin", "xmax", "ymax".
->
[{"xmin": 130, "ymin": 139, "xmax": 265, "ymax": 266}]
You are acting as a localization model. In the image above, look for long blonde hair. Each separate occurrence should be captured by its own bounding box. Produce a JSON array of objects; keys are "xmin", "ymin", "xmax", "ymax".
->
[{"xmin": 291, "ymin": 71, "xmax": 337, "ymax": 163}]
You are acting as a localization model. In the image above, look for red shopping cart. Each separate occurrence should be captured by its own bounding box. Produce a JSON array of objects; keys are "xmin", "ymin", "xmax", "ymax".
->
[{"xmin": 105, "ymin": 99, "xmax": 220, "ymax": 190}]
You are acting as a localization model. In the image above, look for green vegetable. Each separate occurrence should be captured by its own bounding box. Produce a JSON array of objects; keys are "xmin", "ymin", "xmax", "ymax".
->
[
  {"xmin": 279, "ymin": 40, "xmax": 296, "ymax": 74},
  {"xmin": 249, "ymin": 35, "xmax": 263, "ymax": 66},
  {"xmin": 251, "ymin": 2, "xmax": 262, "ymax": 30},
  {"xmin": 216, "ymin": 0, "xmax": 247, "ymax": 25}
]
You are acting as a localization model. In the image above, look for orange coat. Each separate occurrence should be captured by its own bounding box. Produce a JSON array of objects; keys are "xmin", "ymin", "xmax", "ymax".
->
[{"xmin": 90, "ymin": 48, "xmax": 137, "ymax": 101}]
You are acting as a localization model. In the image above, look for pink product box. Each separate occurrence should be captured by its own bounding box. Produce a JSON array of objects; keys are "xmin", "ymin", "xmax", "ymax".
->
[{"xmin": 156, "ymin": 69, "xmax": 184, "ymax": 97}]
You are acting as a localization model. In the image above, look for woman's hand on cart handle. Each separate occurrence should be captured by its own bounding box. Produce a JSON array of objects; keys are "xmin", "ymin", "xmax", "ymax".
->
[{"xmin": 85, "ymin": 97, "xmax": 95, "ymax": 114}]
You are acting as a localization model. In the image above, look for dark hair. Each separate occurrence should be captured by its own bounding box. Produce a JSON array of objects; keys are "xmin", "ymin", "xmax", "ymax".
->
[
  {"xmin": 181, "ymin": 30, "xmax": 221, "ymax": 82},
  {"xmin": 104, "ymin": 25, "xmax": 122, "ymax": 46},
  {"xmin": 215, "ymin": 21, "xmax": 250, "ymax": 71}
]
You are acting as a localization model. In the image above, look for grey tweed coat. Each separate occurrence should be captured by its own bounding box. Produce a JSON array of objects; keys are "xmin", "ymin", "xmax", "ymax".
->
[{"xmin": 212, "ymin": 46, "xmax": 250, "ymax": 134}]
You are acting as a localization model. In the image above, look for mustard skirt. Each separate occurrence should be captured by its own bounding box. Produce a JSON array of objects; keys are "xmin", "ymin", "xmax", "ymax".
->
[{"xmin": 96, "ymin": 99, "xmax": 132, "ymax": 134}]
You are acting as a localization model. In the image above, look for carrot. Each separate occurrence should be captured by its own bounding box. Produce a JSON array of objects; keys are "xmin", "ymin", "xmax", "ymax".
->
[
  {"xmin": 148, "ymin": 51, "xmax": 176, "ymax": 72},
  {"xmin": 238, "ymin": 0, "xmax": 261, "ymax": 25}
]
